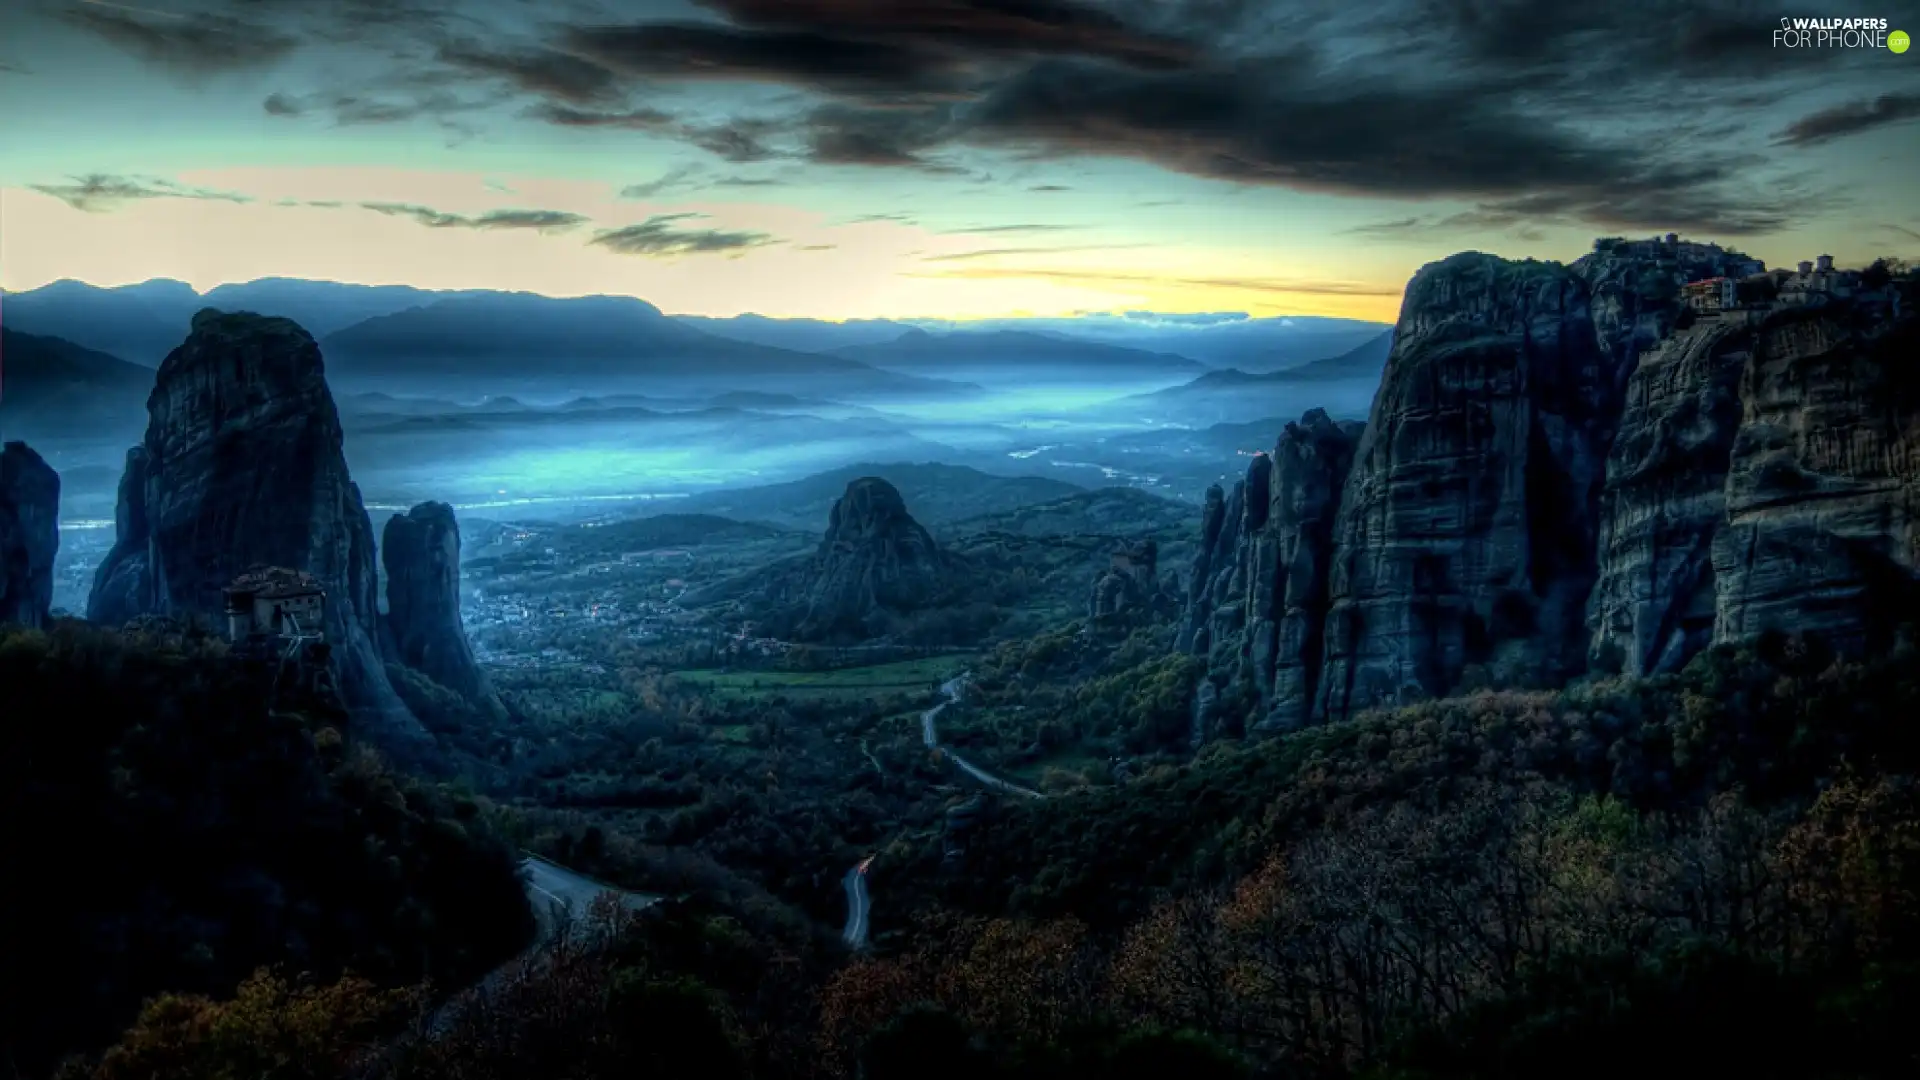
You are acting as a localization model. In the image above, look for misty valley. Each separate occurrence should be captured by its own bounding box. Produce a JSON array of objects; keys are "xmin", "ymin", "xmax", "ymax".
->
[{"xmin": 5, "ymin": 244, "xmax": 1920, "ymax": 1080}]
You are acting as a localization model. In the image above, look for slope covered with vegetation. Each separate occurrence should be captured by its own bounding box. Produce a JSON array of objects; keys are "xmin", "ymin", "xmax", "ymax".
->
[{"xmin": 1, "ymin": 621, "xmax": 534, "ymax": 1075}]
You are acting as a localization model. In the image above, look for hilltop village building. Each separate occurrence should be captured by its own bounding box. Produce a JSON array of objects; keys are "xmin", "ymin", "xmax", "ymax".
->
[{"xmin": 223, "ymin": 566, "xmax": 326, "ymax": 643}]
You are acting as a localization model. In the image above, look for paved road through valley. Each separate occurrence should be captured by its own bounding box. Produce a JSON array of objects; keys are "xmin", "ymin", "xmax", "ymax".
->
[
  {"xmin": 842, "ymin": 674, "xmax": 1042, "ymax": 949},
  {"xmin": 424, "ymin": 855, "xmax": 656, "ymax": 1036}
]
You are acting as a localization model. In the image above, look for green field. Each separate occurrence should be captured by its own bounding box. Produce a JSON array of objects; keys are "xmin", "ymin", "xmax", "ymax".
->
[{"xmin": 666, "ymin": 655, "xmax": 974, "ymax": 703}]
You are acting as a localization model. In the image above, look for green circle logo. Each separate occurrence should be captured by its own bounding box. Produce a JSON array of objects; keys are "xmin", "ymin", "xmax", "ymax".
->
[{"xmin": 1893, "ymin": 29, "xmax": 1912, "ymax": 53}]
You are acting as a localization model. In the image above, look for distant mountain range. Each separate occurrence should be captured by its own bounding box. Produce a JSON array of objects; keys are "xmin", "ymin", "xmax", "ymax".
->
[
  {"xmin": 2, "ymin": 278, "xmax": 1391, "ymax": 378},
  {"xmin": 1119, "ymin": 331, "xmax": 1390, "ymax": 424},
  {"xmin": 310, "ymin": 292, "xmax": 974, "ymax": 399},
  {"xmin": 0, "ymin": 327, "xmax": 153, "ymax": 441},
  {"xmin": 897, "ymin": 313, "xmax": 1391, "ymax": 372},
  {"xmin": 828, "ymin": 328, "xmax": 1204, "ymax": 385},
  {"xmin": 651, "ymin": 462, "xmax": 1088, "ymax": 533},
  {"xmin": 672, "ymin": 314, "xmax": 916, "ymax": 353}
]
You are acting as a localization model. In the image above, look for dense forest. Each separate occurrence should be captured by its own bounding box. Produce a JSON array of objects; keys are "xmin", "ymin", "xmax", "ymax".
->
[
  {"xmin": 20, "ymin": 613, "xmax": 1920, "ymax": 1078},
  {"xmin": 0, "ymin": 621, "xmax": 533, "ymax": 1077}
]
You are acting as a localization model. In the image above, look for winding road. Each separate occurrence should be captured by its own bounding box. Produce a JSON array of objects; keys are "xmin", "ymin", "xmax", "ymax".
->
[
  {"xmin": 521, "ymin": 854, "xmax": 657, "ymax": 936},
  {"xmin": 841, "ymin": 674, "xmax": 1042, "ymax": 949},
  {"xmin": 425, "ymin": 855, "xmax": 656, "ymax": 1035}
]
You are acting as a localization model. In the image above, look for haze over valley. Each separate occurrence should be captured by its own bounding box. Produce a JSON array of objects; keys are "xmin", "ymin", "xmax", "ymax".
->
[
  {"xmin": 4, "ymin": 278, "xmax": 1391, "ymax": 612},
  {"xmin": 5, "ymin": 0, "xmax": 1919, "ymax": 1076}
]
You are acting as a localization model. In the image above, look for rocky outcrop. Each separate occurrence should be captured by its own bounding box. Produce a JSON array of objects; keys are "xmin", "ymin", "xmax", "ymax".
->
[
  {"xmin": 85, "ymin": 309, "xmax": 427, "ymax": 750},
  {"xmin": 1318, "ymin": 254, "xmax": 1614, "ymax": 718},
  {"xmin": 1179, "ymin": 238, "xmax": 1905, "ymax": 734},
  {"xmin": 1087, "ymin": 539, "xmax": 1175, "ymax": 627},
  {"xmin": 689, "ymin": 477, "xmax": 971, "ymax": 641},
  {"xmin": 793, "ymin": 478, "xmax": 966, "ymax": 640},
  {"xmin": 1710, "ymin": 305, "xmax": 1920, "ymax": 654},
  {"xmin": 1587, "ymin": 319, "xmax": 1753, "ymax": 675},
  {"xmin": 1253, "ymin": 412, "xmax": 1364, "ymax": 730},
  {"xmin": 383, "ymin": 501, "xmax": 502, "ymax": 717},
  {"xmin": 1177, "ymin": 412, "xmax": 1363, "ymax": 730},
  {"xmin": 0, "ymin": 441, "xmax": 61, "ymax": 629}
]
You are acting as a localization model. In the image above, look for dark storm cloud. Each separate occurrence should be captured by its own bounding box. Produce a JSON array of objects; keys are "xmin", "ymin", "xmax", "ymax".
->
[
  {"xmin": 1775, "ymin": 94, "xmax": 1920, "ymax": 147},
  {"xmin": 560, "ymin": 22, "xmax": 967, "ymax": 94},
  {"xmin": 436, "ymin": 41, "xmax": 622, "ymax": 104},
  {"xmin": 691, "ymin": 0, "xmax": 1198, "ymax": 68},
  {"xmin": 29, "ymin": 173, "xmax": 252, "ymax": 212},
  {"xmin": 59, "ymin": 2, "xmax": 299, "ymax": 75},
  {"xmin": 524, "ymin": 103, "xmax": 676, "ymax": 130},
  {"xmin": 266, "ymin": 87, "xmax": 507, "ymax": 126},
  {"xmin": 589, "ymin": 213, "xmax": 777, "ymax": 256},
  {"xmin": 685, "ymin": 118, "xmax": 786, "ymax": 162},
  {"xmin": 1028, "ymin": 184, "xmax": 1071, "ymax": 192},
  {"xmin": 46, "ymin": 0, "xmax": 1920, "ymax": 237},
  {"xmin": 359, "ymin": 202, "xmax": 590, "ymax": 232}
]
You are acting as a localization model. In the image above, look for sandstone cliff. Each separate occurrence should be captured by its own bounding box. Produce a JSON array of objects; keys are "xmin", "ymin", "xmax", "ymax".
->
[
  {"xmin": 1182, "ymin": 240, "xmax": 1910, "ymax": 732},
  {"xmin": 86, "ymin": 309, "xmax": 427, "ymax": 749},
  {"xmin": 383, "ymin": 501, "xmax": 503, "ymax": 719},
  {"xmin": 0, "ymin": 441, "xmax": 61, "ymax": 629}
]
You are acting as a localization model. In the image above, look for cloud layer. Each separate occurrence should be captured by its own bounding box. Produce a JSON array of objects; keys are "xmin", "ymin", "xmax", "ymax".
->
[{"xmin": 30, "ymin": 0, "xmax": 1920, "ymax": 239}]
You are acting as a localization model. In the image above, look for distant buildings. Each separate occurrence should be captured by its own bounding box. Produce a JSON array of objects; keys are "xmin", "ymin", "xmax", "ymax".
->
[
  {"xmin": 1682, "ymin": 276, "xmax": 1739, "ymax": 314},
  {"xmin": 1679, "ymin": 251, "xmax": 1881, "ymax": 324},
  {"xmin": 223, "ymin": 566, "xmax": 326, "ymax": 643}
]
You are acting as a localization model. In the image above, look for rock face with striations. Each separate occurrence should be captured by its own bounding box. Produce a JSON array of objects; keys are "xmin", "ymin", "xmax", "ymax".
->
[
  {"xmin": 383, "ymin": 501, "xmax": 502, "ymax": 716},
  {"xmin": 1179, "ymin": 237, "xmax": 1898, "ymax": 732},
  {"xmin": 1708, "ymin": 304, "xmax": 1920, "ymax": 655},
  {"xmin": 1317, "ymin": 253, "xmax": 1616, "ymax": 718},
  {"xmin": 0, "ymin": 441, "xmax": 61, "ymax": 629},
  {"xmin": 86, "ymin": 309, "xmax": 427, "ymax": 749},
  {"xmin": 1176, "ymin": 410, "xmax": 1363, "ymax": 731},
  {"xmin": 1586, "ymin": 318, "xmax": 1754, "ymax": 675}
]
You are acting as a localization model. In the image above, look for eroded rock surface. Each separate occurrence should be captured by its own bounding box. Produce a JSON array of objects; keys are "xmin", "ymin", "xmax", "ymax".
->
[
  {"xmin": 384, "ymin": 501, "xmax": 502, "ymax": 717},
  {"xmin": 86, "ymin": 309, "xmax": 426, "ymax": 749},
  {"xmin": 0, "ymin": 441, "xmax": 60, "ymax": 629},
  {"xmin": 1179, "ymin": 240, "xmax": 1905, "ymax": 734}
]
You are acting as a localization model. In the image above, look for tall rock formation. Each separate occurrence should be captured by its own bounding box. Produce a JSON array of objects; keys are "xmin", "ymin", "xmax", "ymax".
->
[
  {"xmin": 1180, "ymin": 237, "xmax": 1898, "ymax": 733},
  {"xmin": 795, "ymin": 477, "xmax": 965, "ymax": 640},
  {"xmin": 1176, "ymin": 411, "xmax": 1362, "ymax": 730},
  {"xmin": 85, "ymin": 309, "xmax": 427, "ymax": 749},
  {"xmin": 0, "ymin": 441, "xmax": 61, "ymax": 629},
  {"xmin": 1087, "ymin": 539, "xmax": 1175, "ymax": 627},
  {"xmin": 1317, "ymin": 254, "xmax": 1614, "ymax": 717},
  {"xmin": 685, "ymin": 476, "xmax": 970, "ymax": 642},
  {"xmin": 1586, "ymin": 319, "xmax": 1753, "ymax": 675},
  {"xmin": 1252, "ymin": 411, "xmax": 1365, "ymax": 730},
  {"xmin": 1709, "ymin": 304, "xmax": 1920, "ymax": 654},
  {"xmin": 383, "ymin": 501, "xmax": 502, "ymax": 717}
]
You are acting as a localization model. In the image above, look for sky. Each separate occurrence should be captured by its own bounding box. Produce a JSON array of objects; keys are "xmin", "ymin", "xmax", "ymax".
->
[{"xmin": 2, "ymin": 0, "xmax": 1917, "ymax": 323}]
